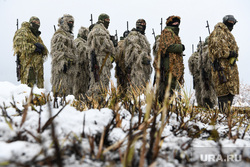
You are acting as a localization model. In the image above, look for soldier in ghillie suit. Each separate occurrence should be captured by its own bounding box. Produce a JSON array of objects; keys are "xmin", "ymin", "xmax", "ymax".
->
[
  {"xmin": 13, "ymin": 16, "xmax": 48, "ymax": 88},
  {"xmin": 189, "ymin": 39, "xmax": 217, "ymax": 108},
  {"xmin": 157, "ymin": 15, "xmax": 185, "ymax": 103},
  {"xmin": 86, "ymin": 13, "xmax": 116, "ymax": 100},
  {"xmin": 188, "ymin": 43, "xmax": 203, "ymax": 106},
  {"xmin": 73, "ymin": 27, "xmax": 90, "ymax": 100},
  {"xmin": 115, "ymin": 32, "xmax": 129, "ymax": 96},
  {"xmin": 123, "ymin": 19, "xmax": 152, "ymax": 93},
  {"xmin": 208, "ymin": 15, "xmax": 239, "ymax": 112},
  {"xmin": 50, "ymin": 14, "xmax": 76, "ymax": 96},
  {"xmin": 152, "ymin": 35, "xmax": 160, "ymax": 86}
]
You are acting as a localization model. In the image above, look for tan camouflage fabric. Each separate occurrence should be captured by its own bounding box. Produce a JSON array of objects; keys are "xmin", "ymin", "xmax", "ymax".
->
[
  {"xmin": 50, "ymin": 14, "xmax": 76, "ymax": 96},
  {"xmin": 189, "ymin": 41, "xmax": 217, "ymax": 108},
  {"xmin": 188, "ymin": 49, "xmax": 202, "ymax": 106},
  {"xmin": 159, "ymin": 27, "xmax": 184, "ymax": 84},
  {"xmin": 13, "ymin": 22, "xmax": 48, "ymax": 88},
  {"xmin": 123, "ymin": 30, "xmax": 152, "ymax": 91},
  {"xmin": 73, "ymin": 27, "xmax": 90, "ymax": 99},
  {"xmin": 208, "ymin": 22, "xmax": 239, "ymax": 97},
  {"xmin": 115, "ymin": 39, "xmax": 128, "ymax": 93},
  {"xmin": 152, "ymin": 35, "xmax": 160, "ymax": 70},
  {"xmin": 86, "ymin": 23, "xmax": 115, "ymax": 99}
]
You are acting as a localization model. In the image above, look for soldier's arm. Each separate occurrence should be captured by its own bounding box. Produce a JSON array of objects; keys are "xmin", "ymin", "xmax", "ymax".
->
[
  {"xmin": 13, "ymin": 30, "xmax": 36, "ymax": 54},
  {"xmin": 166, "ymin": 44, "xmax": 184, "ymax": 53}
]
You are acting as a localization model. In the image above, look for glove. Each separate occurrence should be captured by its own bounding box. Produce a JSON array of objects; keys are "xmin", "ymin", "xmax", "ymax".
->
[
  {"xmin": 142, "ymin": 56, "xmax": 151, "ymax": 65},
  {"xmin": 182, "ymin": 44, "xmax": 185, "ymax": 51},
  {"xmin": 34, "ymin": 43, "xmax": 44, "ymax": 54}
]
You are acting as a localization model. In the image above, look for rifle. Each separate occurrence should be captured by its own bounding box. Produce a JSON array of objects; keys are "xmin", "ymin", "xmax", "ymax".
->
[
  {"xmin": 160, "ymin": 18, "xmax": 163, "ymax": 32},
  {"xmin": 54, "ymin": 25, "xmax": 56, "ymax": 32},
  {"xmin": 90, "ymin": 14, "xmax": 93, "ymax": 25},
  {"xmin": 16, "ymin": 19, "xmax": 21, "ymax": 81},
  {"xmin": 212, "ymin": 59, "xmax": 227, "ymax": 84},
  {"xmin": 152, "ymin": 28, "xmax": 156, "ymax": 41},
  {"xmin": 206, "ymin": 20, "xmax": 210, "ymax": 34},
  {"xmin": 90, "ymin": 51, "xmax": 100, "ymax": 82},
  {"xmin": 110, "ymin": 30, "xmax": 118, "ymax": 47}
]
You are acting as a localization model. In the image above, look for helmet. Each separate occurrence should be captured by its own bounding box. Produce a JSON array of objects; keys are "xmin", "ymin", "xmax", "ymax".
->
[
  {"xmin": 166, "ymin": 15, "xmax": 181, "ymax": 26},
  {"xmin": 136, "ymin": 19, "xmax": 146, "ymax": 34},
  {"xmin": 58, "ymin": 14, "xmax": 74, "ymax": 32},
  {"xmin": 98, "ymin": 13, "xmax": 110, "ymax": 29},
  {"xmin": 29, "ymin": 16, "xmax": 40, "ymax": 29},
  {"xmin": 223, "ymin": 15, "xmax": 237, "ymax": 25}
]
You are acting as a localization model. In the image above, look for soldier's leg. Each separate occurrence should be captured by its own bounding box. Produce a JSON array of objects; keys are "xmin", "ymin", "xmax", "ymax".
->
[
  {"xmin": 36, "ymin": 65, "xmax": 44, "ymax": 88},
  {"xmin": 218, "ymin": 93, "xmax": 234, "ymax": 113},
  {"xmin": 27, "ymin": 67, "xmax": 36, "ymax": 87}
]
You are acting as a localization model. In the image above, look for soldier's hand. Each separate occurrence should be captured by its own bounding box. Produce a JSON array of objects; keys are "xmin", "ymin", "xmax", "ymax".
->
[
  {"xmin": 34, "ymin": 43, "xmax": 44, "ymax": 54},
  {"xmin": 228, "ymin": 51, "xmax": 238, "ymax": 59}
]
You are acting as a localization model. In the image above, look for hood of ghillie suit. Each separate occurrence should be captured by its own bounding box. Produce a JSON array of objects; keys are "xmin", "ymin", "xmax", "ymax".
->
[
  {"xmin": 77, "ymin": 27, "xmax": 89, "ymax": 41},
  {"xmin": 58, "ymin": 14, "xmax": 74, "ymax": 33}
]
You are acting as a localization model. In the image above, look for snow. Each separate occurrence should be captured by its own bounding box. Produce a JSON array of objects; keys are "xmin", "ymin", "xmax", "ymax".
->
[{"xmin": 0, "ymin": 81, "xmax": 249, "ymax": 166}]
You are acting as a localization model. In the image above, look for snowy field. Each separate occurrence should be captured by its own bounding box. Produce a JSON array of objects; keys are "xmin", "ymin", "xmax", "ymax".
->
[{"xmin": 0, "ymin": 81, "xmax": 249, "ymax": 167}]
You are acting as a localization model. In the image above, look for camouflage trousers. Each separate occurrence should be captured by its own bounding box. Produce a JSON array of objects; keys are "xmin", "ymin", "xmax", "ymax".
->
[
  {"xmin": 218, "ymin": 93, "xmax": 234, "ymax": 113},
  {"xmin": 21, "ymin": 65, "xmax": 44, "ymax": 88},
  {"xmin": 157, "ymin": 74, "xmax": 178, "ymax": 103}
]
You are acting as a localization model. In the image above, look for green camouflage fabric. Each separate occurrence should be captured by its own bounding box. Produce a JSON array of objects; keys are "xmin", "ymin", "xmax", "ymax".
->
[
  {"xmin": 123, "ymin": 30, "xmax": 152, "ymax": 92},
  {"xmin": 73, "ymin": 27, "xmax": 90, "ymax": 99},
  {"xmin": 208, "ymin": 22, "xmax": 239, "ymax": 97},
  {"xmin": 51, "ymin": 14, "xmax": 77, "ymax": 96},
  {"xmin": 159, "ymin": 26, "xmax": 184, "ymax": 83},
  {"xmin": 13, "ymin": 21, "xmax": 48, "ymax": 88},
  {"xmin": 86, "ymin": 22, "xmax": 115, "ymax": 100}
]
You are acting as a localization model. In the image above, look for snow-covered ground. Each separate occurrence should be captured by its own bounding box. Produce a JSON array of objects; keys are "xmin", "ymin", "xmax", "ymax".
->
[{"xmin": 0, "ymin": 81, "xmax": 249, "ymax": 167}]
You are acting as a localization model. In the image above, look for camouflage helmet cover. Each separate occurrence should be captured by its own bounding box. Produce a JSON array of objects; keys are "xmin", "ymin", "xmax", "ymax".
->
[
  {"xmin": 29, "ymin": 16, "xmax": 40, "ymax": 23},
  {"xmin": 98, "ymin": 13, "xmax": 110, "ymax": 23},
  {"xmin": 136, "ymin": 19, "xmax": 146, "ymax": 27},
  {"xmin": 166, "ymin": 15, "xmax": 181, "ymax": 26}
]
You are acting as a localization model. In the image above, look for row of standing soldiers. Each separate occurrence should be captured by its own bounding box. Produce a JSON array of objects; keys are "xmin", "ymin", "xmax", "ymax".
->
[{"xmin": 13, "ymin": 14, "xmax": 239, "ymax": 112}]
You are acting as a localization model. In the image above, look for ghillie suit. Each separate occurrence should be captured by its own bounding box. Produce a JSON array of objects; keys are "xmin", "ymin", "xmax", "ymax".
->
[
  {"xmin": 208, "ymin": 15, "xmax": 239, "ymax": 112},
  {"xmin": 198, "ymin": 39, "xmax": 217, "ymax": 108},
  {"xmin": 115, "ymin": 39, "xmax": 128, "ymax": 96},
  {"xmin": 188, "ymin": 40, "xmax": 217, "ymax": 108},
  {"xmin": 73, "ymin": 27, "xmax": 90, "ymax": 100},
  {"xmin": 188, "ymin": 44, "xmax": 202, "ymax": 106},
  {"xmin": 157, "ymin": 16, "xmax": 185, "ymax": 103},
  {"xmin": 86, "ymin": 14, "xmax": 115, "ymax": 100},
  {"xmin": 50, "ymin": 14, "xmax": 76, "ymax": 96},
  {"xmin": 123, "ymin": 19, "xmax": 152, "ymax": 93},
  {"xmin": 13, "ymin": 16, "xmax": 48, "ymax": 88},
  {"xmin": 152, "ymin": 35, "xmax": 161, "ymax": 85}
]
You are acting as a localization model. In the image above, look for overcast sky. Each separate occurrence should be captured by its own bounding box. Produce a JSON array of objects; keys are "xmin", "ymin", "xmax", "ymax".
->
[{"xmin": 1, "ymin": 0, "xmax": 249, "ymax": 92}]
